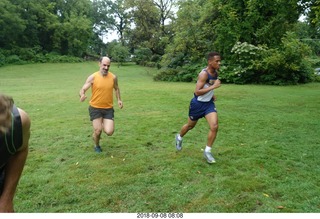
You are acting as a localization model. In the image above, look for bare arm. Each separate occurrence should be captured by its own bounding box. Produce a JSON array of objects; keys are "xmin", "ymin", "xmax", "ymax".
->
[
  {"xmin": 113, "ymin": 76, "xmax": 123, "ymax": 109},
  {"xmin": 79, "ymin": 74, "xmax": 94, "ymax": 102},
  {"xmin": 194, "ymin": 71, "xmax": 221, "ymax": 96},
  {"xmin": 0, "ymin": 109, "xmax": 30, "ymax": 212}
]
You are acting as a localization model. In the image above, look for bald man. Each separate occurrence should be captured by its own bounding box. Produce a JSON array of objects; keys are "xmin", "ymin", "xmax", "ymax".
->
[
  {"xmin": 0, "ymin": 94, "xmax": 30, "ymax": 212},
  {"xmin": 80, "ymin": 57, "xmax": 123, "ymax": 153}
]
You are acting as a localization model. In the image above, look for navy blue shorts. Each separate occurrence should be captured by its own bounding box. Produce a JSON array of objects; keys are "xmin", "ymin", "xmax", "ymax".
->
[{"xmin": 189, "ymin": 98, "xmax": 217, "ymax": 121}]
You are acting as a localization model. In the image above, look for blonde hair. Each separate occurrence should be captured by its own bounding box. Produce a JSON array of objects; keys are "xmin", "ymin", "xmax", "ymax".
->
[{"xmin": 0, "ymin": 94, "xmax": 14, "ymax": 135}]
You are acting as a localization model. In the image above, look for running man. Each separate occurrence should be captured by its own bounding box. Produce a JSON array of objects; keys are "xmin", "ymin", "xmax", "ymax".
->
[
  {"xmin": 175, "ymin": 52, "xmax": 221, "ymax": 163},
  {"xmin": 79, "ymin": 56, "xmax": 123, "ymax": 153}
]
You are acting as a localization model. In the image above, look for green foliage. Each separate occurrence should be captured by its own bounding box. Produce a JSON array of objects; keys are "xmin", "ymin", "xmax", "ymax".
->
[
  {"xmin": 133, "ymin": 47, "xmax": 153, "ymax": 65},
  {"xmin": 221, "ymin": 32, "xmax": 314, "ymax": 85},
  {"xmin": 0, "ymin": 0, "xmax": 26, "ymax": 49},
  {"xmin": 0, "ymin": 48, "xmax": 83, "ymax": 66},
  {"xmin": 6, "ymin": 55, "xmax": 26, "ymax": 65},
  {"xmin": 154, "ymin": 63, "xmax": 203, "ymax": 82},
  {"xmin": 43, "ymin": 53, "xmax": 84, "ymax": 63},
  {"xmin": 153, "ymin": 68, "xmax": 180, "ymax": 81},
  {"xmin": 159, "ymin": 0, "xmax": 313, "ymax": 84},
  {"xmin": 259, "ymin": 32, "xmax": 313, "ymax": 85},
  {"xmin": 222, "ymin": 42, "xmax": 266, "ymax": 84},
  {"xmin": 0, "ymin": 52, "xmax": 5, "ymax": 67},
  {"xmin": 108, "ymin": 44, "xmax": 130, "ymax": 65}
]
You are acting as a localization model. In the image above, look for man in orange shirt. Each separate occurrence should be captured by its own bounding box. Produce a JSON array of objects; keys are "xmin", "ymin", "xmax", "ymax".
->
[{"xmin": 79, "ymin": 57, "xmax": 123, "ymax": 153}]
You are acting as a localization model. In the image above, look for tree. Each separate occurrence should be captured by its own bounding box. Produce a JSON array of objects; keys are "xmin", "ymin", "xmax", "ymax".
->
[
  {"xmin": 51, "ymin": 0, "xmax": 93, "ymax": 56},
  {"xmin": 91, "ymin": 0, "xmax": 115, "ymax": 42},
  {"xmin": 110, "ymin": 0, "xmax": 132, "ymax": 45},
  {"xmin": 153, "ymin": 0, "xmax": 176, "ymax": 34},
  {"xmin": 159, "ymin": 0, "xmax": 314, "ymax": 84},
  {"xmin": 108, "ymin": 42, "xmax": 130, "ymax": 65},
  {"xmin": 162, "ymin": 0, "xmax": 306, "ymax": 66},
  {"xmin": 0, "ymin": 0, "xmax": 26, "ymax": 49}
]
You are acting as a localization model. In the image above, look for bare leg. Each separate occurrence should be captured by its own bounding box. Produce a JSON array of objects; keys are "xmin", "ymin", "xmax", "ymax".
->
[
  {"xmin": 92, "ymin": 118, "xmax": 103, "ymax": 146},
  {"xmin": 103, "ymin": 119, "xmax": 114, "ymax": 136},
  {"xmin": 204, "ymin": 112, "xmax": 218, "ymax": 147},
  {"xmin": 179, "ymin": 117, "xmax": 198, "ymax": 137}
]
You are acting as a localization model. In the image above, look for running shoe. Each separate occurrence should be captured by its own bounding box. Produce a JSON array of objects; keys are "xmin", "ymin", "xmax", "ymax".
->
[
  {"xmin": 203, "ymin": 151, "xmax": 216, "ymax": 163},
  {"xmin": 94, "ymin": 146, "xmax": 102, "ymax": 153},
  {"xmin": 175, "ymin": 134, "xmax": 183, "ymax": 151}
]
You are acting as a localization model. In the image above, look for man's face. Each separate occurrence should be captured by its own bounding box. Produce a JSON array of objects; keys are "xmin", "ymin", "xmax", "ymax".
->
[
  {"xmin": 100, "ymin": 58, "xmax": 111, "ymax": 75},
  {"xmin": 209, "ymin": 56, "xmax": 221, "ymax": 70}
]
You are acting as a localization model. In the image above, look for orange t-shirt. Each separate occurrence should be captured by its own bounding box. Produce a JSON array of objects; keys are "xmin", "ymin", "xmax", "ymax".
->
[{"xmin": 90, "ymin": 71, "xmax": 115, "ymax": 109}]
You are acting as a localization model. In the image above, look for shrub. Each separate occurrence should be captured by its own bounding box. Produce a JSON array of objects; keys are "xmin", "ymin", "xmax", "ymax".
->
[
  {"xmin": 153, "ymin": 68, "xmax": 180, "ymax": 81},
  {"xmin": 109, "ymin": 44, "xmax": 130, "ymax": 64},
  {"xmin": 225, "ymin": 32, "xmax": 314, "ymax": 85},
  {"xmin": 11, "ymin": 46, "xmax": 42, "ymax": 62},
  {"xmin": 0, "ymin": 52, "xmax": 5, "ymax": 67},
  {"xmin": 259, "ymin": 32, "xmax": 313, "ymax": 85},
  {"xmin": 133, "ymin": 48, "xmax": 152, "ymax": 65},
  {"xmin": 6, "ymin": 55, "xmax": 26, "ymax": 65},
  {"xmin": 44, "ymin": 53, "xmax": 83, "ymax": 63}
]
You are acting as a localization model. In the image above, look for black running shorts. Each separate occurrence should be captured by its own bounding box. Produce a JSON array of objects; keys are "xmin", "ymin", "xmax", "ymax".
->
[{"xmin": 88, "ymin": 106, "xmax": 114, "ymax": 121}]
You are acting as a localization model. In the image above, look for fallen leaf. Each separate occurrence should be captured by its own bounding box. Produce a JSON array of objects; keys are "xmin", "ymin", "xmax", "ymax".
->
[
  {"xmin": 277, "ymin": 206, "xmax": 284, "ymax": 209},
  {"xmin": 263, "ymin": 193, "xmax": 269, "ymax": 197}
]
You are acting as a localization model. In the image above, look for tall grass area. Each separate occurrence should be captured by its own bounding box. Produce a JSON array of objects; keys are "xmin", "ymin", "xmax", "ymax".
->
[{"xmin": 0, "ymin": 62, "xmax": 319, "ymax": 213}]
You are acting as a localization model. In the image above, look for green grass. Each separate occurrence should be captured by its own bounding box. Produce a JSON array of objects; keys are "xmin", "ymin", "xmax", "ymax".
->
[{"xmin": 0, "ymin": 62, "xmax": 319, "ymax": 213}]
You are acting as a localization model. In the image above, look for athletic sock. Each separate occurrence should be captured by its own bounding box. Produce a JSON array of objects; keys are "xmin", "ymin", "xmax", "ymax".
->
[
  {"xmin": 177, "ymin": 134, "xmax": 182, "ymax": 141},
  {"xmin": 205, "ymin": 146, "xmax": 211, "ymax": 152}
]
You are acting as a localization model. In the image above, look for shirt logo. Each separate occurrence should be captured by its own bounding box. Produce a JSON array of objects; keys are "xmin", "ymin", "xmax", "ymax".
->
[{"xmin": 209, "ymin": 79, "xmax": 215, "ymax": 85}]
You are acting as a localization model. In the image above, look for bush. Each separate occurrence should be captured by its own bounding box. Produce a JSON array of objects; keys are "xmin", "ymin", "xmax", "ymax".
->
[
  {"xmin": 154, "ymin": 68, "xmax": 180, "ymax": 81},
  {"xmin": 6, "ymin": 55, "xmax": 26, "ymax": 65},
  {"xmin": 0, "ymin": 48, "xmax": 84, "ymax": 67},
  {"xmin": 12, "ymin": 46, "xmax": 42, "ymax": 62},
  {"xmin": 109, "ymin": 44, "xmax": 130, "ymax": 64},
  {"xmin": 133, "ymin": 48, "xmax": 152, "ymax": 65},
  {"xmin": 259, "ymin": 32, "xmax": 313, "ymax": 85},
  {"xmin": 154, "ymin": 62, "xmax": 203, "ymax": 82},
  {"xmin": 44, "ymin": 53, "xmax": 83, "ymax": 63},
  {"xmin": 224, "ymin": 32, "xmax": 314, "ymax": 85},
  {"xmin": 0, "ymin": 52, "xmax": 5, "ymax": 67}
]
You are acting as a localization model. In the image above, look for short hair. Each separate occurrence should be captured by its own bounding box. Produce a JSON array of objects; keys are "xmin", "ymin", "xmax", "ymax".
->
[
  {"xmin": 207, "ymin": 52, "xmax": 221, "ymax": 61},
  {"xmin": 0, "ymin": 94, "xmax": 14, "ymax": 134}
]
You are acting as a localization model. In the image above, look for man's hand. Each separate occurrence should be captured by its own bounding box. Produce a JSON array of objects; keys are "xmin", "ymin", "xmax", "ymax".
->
[
  {"xmin": 118, "ymin": 100, "xmax": 123, "ymax": 109},
  {"xmin": 79, "ymin": 94, "xmax": 87, "ymax": 102},
  {"xmin": 213, "ymin": 79, "xmax": 221, "ymax": 89}
]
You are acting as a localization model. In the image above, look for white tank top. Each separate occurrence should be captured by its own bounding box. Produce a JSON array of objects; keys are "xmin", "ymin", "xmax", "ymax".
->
[{"xmin": 197, "ymin": 83, "xmax": 214, "ymax": 102}]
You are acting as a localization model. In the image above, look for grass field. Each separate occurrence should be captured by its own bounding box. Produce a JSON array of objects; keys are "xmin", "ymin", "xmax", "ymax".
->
[{"xmin": 0, "ymin": 62, "xmax": 319, "ymax": 213}]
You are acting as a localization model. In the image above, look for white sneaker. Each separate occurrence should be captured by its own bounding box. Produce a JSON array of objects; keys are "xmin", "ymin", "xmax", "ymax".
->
[
  {"xmin": 204, "ymin": 151, "xmax": 216, "ymax": 163},
  {"xmin": 175, "ymin": 134, "xmax": 182, "ymax": 151}
]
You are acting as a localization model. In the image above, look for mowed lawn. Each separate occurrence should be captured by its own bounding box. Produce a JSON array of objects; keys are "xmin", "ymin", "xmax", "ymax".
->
[{"xmin": 0, "ymin": 62, "xmax": 319, "ymax": 213}]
